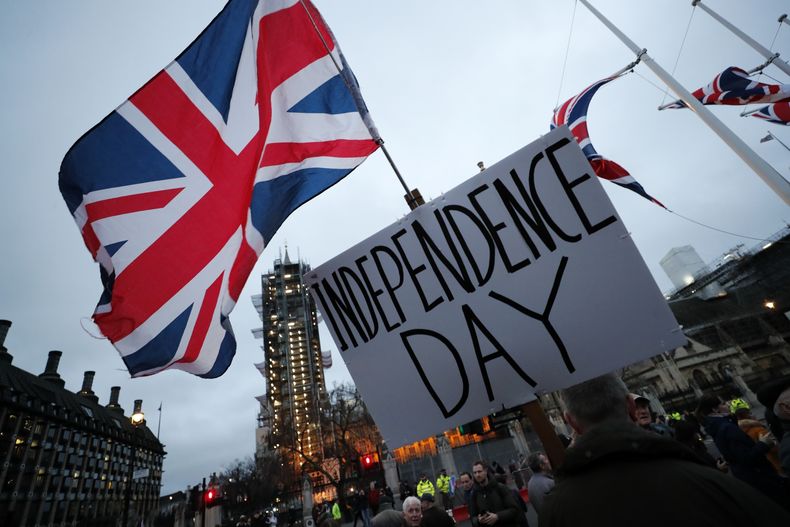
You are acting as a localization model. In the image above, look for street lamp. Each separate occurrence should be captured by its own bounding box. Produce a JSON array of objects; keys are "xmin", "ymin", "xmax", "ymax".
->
[{"xmin": 123, "ymin": 400, "xmax": 145, "ymax": 527}]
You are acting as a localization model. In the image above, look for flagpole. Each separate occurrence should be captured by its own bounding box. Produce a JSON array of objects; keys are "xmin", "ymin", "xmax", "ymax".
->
[
  {"xmin": 157, "ymin": 402, "xmax": 162, "ymax": 440},
  {"xmin": 740, "ymin": 108, "xmax": 762, "ymax": 118},
  {"xmin": 297, "ymin": 0, "xmax": 423, "ymax": 210},
  {"xmin": 762, "ymin": 131, "xmax": 790, "ymax": 153},
  {"xmin": 579, "ymin": 0, "xmax": 790, "ymax": 206},
  {"xmin": 692, "ymin": 0, "xmax": 790, "ymax": 78}
]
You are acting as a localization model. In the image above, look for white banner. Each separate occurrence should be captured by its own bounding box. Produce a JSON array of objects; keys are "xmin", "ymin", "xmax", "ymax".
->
[{"xmin": 305, "ymin": 127, "xmax": 685, "ymax": 447}]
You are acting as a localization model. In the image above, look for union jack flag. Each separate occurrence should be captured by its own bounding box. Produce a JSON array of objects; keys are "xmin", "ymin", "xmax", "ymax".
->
[
  {"xmin": 751, "ymin": 101, "xmax": 790, "ymax": 126},
  {"xmin": 552, "ymin": 75, "xmax": 664, "ymax": 208},
  {"xmin": 662, "ymin": 66, "xmax": 790, "ymax": 109},
  {"xmin": 59, "ymin": 0, "xmax": 379, "ymax": 378}
]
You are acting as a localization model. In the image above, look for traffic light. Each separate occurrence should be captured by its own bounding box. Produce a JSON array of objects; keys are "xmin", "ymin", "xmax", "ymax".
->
[
  {"xmin": 458, "ymin": 419, "xmax": 485, "ymax": 435},
  {"xmin": 360, "ymin": 452, "xmax": 380, "ymax": 472},
  {"xmin": 205, "ymin": 486, "xmax": 221, "ymax": 509}
]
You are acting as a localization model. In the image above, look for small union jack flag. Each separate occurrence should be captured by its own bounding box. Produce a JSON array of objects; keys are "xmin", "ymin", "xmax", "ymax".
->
[
  {"xmin": 552, "ymin": 75, "xmax": 664, "ymax": 208},
  {"xmin": 751, "ymin": 101, "xmax": 790, "ymax": 126},
  {"xmin": 662, "ymin": 66, "xmax": 790, "ymax": 109},
  {"xmin": 59, "ymin": 0, "xmax": 379, "ymax": 378}
]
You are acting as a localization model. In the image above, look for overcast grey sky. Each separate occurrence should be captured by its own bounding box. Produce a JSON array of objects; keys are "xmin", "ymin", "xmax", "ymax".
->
[{"xmin": 1, "ymin": 0, "xmax": 788, "ymax": 494}]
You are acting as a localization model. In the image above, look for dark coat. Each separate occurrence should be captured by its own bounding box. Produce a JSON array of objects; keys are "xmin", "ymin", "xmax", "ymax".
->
[
  {"xmin": 541, "ymin": 420, "xmax": 790, "ymax": 526},
  {"xmin": 704, "ymin": 414, "xmax": 786, "ymax": 505},
  {"xmin": 468, "ymin": 478, "xmax": 524, "ymax": 527},
  {"xmin": 420, "ymin": 506, "xmax": 455, "ymax": 527}
]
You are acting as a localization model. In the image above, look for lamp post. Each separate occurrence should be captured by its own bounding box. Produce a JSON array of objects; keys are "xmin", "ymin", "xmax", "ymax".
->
[{"xmin": 123, "ymin": 400, "xmax": 145, "ymax": 527}]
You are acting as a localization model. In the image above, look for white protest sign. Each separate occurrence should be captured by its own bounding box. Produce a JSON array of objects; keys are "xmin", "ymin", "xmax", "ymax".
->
[{"xmin": 304, "ymin": 126, "xmax": 686, "ymax": 447}]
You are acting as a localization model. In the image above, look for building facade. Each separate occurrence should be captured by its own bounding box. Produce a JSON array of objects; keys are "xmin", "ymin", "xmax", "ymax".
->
[
  {"xmin": 251, "ymin": 250, "xmax": 327, "ymax": 492},
  {"xmin": 0, "ymin": 320, "xmax": 165, "ymax": 527},
  {"xmin": 622, "ymin": 227, "xmax": 790, "ymax": 412}
]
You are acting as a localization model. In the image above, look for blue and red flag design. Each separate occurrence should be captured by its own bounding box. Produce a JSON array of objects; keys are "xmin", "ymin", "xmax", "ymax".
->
[
  {"xmin": 662, "ymin": 66, "xmax": 790, "ymax": 109},
  {"xmin": 59, "ymin": 0, "xmax": 379, "ymax": 378},
  {"xmin": 552, "ymin": 75, "xmax": 665, "ymax": 208},
  {"xmin": 751, "ymin": 101, "xmax": 790, "ymax": 126}
]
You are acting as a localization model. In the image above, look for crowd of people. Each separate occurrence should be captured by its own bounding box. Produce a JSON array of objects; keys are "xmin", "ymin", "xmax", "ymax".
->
[
  {"xmin": 539, "ymin": 373, "xmax": 790, "ymax": 525},
  {"xmin": 314, "ymin": 374, "xmax": 790, "ymax": 527}
]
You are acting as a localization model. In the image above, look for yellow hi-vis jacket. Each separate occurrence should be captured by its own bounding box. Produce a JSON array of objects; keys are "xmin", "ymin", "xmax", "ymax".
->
[
  {"xmin": 417, "ymin": 479, "xmax": 435, "ymax": 497},
  {"xmin": 436, "ymin": 474, "xmax": 451, "ymax": 494},
  {"xmin": 332, "ymin": 503, "xmax": 342, "ymax": 520}
]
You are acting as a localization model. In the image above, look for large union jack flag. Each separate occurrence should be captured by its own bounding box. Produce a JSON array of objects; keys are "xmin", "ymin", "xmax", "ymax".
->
[
  {"xmin": 59, "ymin": 0, "xmax": 379, "ymax": 378},
  {"xmin": 552, "ymin": 75, "xmax": 664, "ymax": 208},
  {"xmin": 662, "ymin": 66, "xmax": 790, "ymax": 110},
  {"xmin": 752, "ymin": 101, "xmax": 790, "ymax": 126}
]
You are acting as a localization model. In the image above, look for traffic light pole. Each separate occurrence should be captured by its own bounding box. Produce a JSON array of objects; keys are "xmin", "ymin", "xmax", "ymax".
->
[{"xmin": 201, "ymin": 477, "xmax": 207, "ymax": 527}]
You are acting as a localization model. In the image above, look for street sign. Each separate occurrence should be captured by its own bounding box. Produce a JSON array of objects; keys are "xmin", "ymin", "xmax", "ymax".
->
[{"xmin": 305, "ymin": 126, "xmax": 686, "ymax": 447}]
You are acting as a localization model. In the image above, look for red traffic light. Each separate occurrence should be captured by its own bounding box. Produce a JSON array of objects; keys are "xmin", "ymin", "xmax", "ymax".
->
[
  {"xmin": 360, "ymin": 453, "xmax": 379, "ymax": 470},
  {"xmin": 205, "ymin": 487, "xmax": 220, "ymax": 508}
]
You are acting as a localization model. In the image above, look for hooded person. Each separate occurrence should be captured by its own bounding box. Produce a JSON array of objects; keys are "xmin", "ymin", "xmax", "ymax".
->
[{"xmin": 697, "ymin": 393, "xmax": 786, "ymax": 506}]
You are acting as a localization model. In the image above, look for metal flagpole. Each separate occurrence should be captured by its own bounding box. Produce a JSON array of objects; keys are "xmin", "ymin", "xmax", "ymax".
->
[
  {"xmin": 296, "ymin": 0, "xmax": 424, "ymax": 210},
  {"xmin": 692, "ymin": 0, "xmax": 790, "ymax": 77},
  {"xmin": 761, "ymin": 131, "xmax": 790, "ymax": 153},
  {"xmin": 579, "ymin": 0, "xmax": 790, "ymax": 206},
  {"xmin": 157, "ymin": 402, "xmax": 162, "ymax": 440}
]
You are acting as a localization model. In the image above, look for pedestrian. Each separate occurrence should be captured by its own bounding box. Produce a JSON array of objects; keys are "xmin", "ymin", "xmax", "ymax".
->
[
  {"xmin": 525, "ymin": 452, "xmax": 554, "ymax": 517},
  {"xmin": 331, "ymin": 500, "xmax": 342, "ymax": 527},
  {"xmin": 416, "ymin": 474, "xmax": 435, "ymax": 500},
  {"xmin": 369, "ymin": 482, "xmax": 382, "ymax": 515},
  {"xmin": 672, "ymin": 419, "xmax": 727, "ymax": 472},
  {"xmin": 540, "ymin": 373, "xmax": 790, "ymax": 526},
  {"xmin": 435, "ymin": 469, "xmax": 451, "ymax": 510},
  {"xmin": 468, "ymin": 460, "xmax": 526, "ymax": 527},
  {"xmin": 353, "ymin": 488, "xmax": 372, "ymax": 527},
  {"xmin": 731, "ymin": 398, "xmax": 784, "ymax": 474},
  {"xmin": 379, "ymin": 491, "xmax": 395, "ymax": 512},
  {"xmin": 757, "ymin": 375, "xmax": 790, "ymax": 475},
  {"xmin": 419, "ymin": 493, "xmax": 454, "ymax": 527},
  {"xmin": 697, "ymin": 393, "xmax": 786, "ymax": 506},
  {"xmin": 399, "ymin": 480, "xmax": 411, "ymax": 500},
  {"xmin": 508, "ymin": 459, "xmax": 523, "ymax": 490},
  {"xmin": 631, "ymin": 393, "xmax": 673, "ymax": 437},
  {"xmin": 372, "ymin": 510, "xmax": 405, "ymax": 527},
  {"xmin": 402, "ymin": 496, "xmax": 423, "ymax": 527},
  {"xmin": 454, "ymin": 472, "xmax": 473, "ymax": 507}
]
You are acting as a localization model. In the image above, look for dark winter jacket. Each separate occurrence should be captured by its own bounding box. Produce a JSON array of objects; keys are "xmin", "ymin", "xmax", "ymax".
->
[
  {"xmin": 468, "ymin": 478, "xmax": 525, "ymax": 527},
  {"xmin": 704, "ymin": 414, "xmax": 786, "ymax": 505},
  {"xmin": 420, "ymin": 506, "xmax": 455, "ymax": 527},
  {"xmin": 541, "ymin": 420, "xmax": 790, "ymax": 526}
]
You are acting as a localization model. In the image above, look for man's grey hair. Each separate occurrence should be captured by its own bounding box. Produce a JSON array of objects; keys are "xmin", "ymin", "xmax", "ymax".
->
[
  {"xmin": 402, "ymin": 496, "xmax": 421, "ymax": 512},
  {"xmin": 372, "ymin": 510, "xmax": 405, "ymax": 527},
  {"xmin": 561, "ymin": 373, "xmax": 629, "ymax": 428},
  {"xmin": 527, "ymin": 452, "xmax": 545, "ymax": 473}
]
